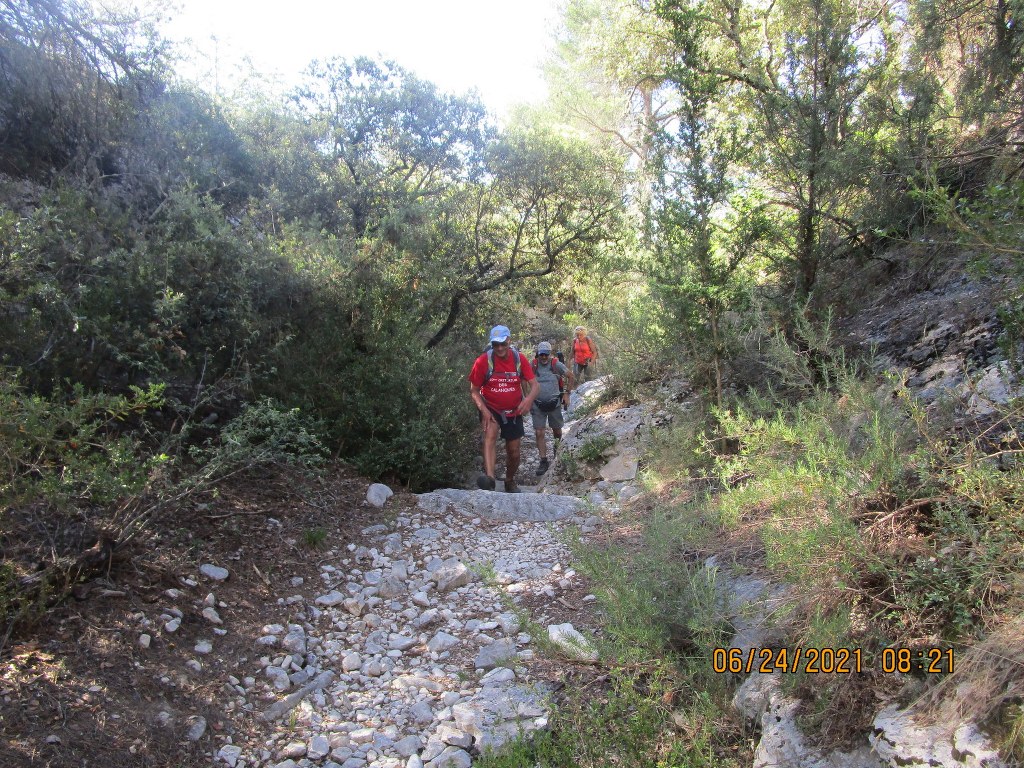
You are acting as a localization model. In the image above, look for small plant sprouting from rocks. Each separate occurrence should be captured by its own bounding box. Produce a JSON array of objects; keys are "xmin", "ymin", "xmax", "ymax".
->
[
  {"xmin": 470, "ymin": 561, "xmax": 498, "ymax": 583},
  {"xmin": 302, "ymin": 527, "xmax": 328, "ymax": 549},
  {"xmin": 561, "ymin": 434, "xmax": 617, "ymax": 479},
  {"xmin": 574, "ymin": 434, "xmax": 617, "ymax": 464}
]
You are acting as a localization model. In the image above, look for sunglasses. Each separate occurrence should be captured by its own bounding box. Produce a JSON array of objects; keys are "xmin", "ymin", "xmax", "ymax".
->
[{"xmin": 491, "ymin": 340, "xmax": 509, "ymax": 347}]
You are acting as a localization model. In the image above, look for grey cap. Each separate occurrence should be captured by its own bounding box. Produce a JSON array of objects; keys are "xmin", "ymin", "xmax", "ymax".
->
[{"xmin": 537, "ymin": 342, "xmax": 553, "ymax": 354}]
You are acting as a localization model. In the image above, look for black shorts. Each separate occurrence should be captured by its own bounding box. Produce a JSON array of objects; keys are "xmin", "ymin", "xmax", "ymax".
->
[{"xmin": 482, "ymin": 408, "xmax": 525, "ymax": 441}]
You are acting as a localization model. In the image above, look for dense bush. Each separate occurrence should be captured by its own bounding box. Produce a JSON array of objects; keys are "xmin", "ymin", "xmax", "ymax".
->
[
  {"xmin": 0, "ymin": 369, "xmax": 167, "ymax": 509},
  {"xmin": 258, "ymin": 227, "xmax": 479, "ymax": 490}
]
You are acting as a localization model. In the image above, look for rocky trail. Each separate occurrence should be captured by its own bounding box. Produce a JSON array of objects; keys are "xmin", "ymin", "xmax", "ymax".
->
[
  {"xmin": 2, "ymin": 379, "xmax": 646, "ymax": 768},
  {"xmin": 211, "ymin": 490, "xmax": 599, "ymax": 768},
  {"xmin": 188, "ymin": 381, "xmax": 640, "ymax": 768},
  {"xmin": 5, "ymin": 363, "xmax": 1016, "ymax": 768}
]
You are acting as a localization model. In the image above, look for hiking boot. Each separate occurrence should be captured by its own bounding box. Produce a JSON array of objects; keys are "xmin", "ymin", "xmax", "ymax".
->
[
  {"xmin": 535, "ymin": 458, "xmax": 550, "ymax": 475},
  {"xmin": 504, "ymin": 479, "xmax": 520, "ymax": 493},
  {"xmin": 477, "ymin": 474, "xmax": 496, "ymax": 491}
]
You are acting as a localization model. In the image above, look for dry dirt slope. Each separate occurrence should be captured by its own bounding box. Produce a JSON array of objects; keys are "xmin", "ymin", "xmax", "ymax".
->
[{"xmin": 1, "ymin": 465, "xmax": 402, "ymax": 767}]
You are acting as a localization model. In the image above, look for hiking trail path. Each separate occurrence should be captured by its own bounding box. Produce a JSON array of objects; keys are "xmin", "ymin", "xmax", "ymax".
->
[{"xmin": 207, "ymin": 381, "xmax": 633, "ymax": 768}]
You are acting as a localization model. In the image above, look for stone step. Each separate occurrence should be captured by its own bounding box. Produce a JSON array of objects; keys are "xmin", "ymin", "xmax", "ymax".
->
[{"xmin": 416, "ymin": 487, "xmax": 585, "ymax": 522}]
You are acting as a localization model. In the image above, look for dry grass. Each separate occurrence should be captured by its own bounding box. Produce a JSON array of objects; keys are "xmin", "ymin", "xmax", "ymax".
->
[{"xmin": 922, "ymin": 613, "xmax": 1024, "ymax": 727}]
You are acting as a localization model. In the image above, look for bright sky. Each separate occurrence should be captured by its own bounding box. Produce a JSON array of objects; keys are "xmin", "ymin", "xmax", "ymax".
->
[{"xmin": 152, "ymin": 0, "xmax": 564, "ymax": 119}]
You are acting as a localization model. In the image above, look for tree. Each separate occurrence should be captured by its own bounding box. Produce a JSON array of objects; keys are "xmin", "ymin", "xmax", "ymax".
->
[
  {"xmin": 424, "ymin": 128, "xmax": 623, "ymax": 347},
  {"xmin": 292, "ymin": 56, "xmax": 491, "ymax": 239},
  {"xmin": 545, "ymin": 0, "xmax": 679, "ymax": 225},
  {"xmin": 286, "ymin": 58, "xmax": 622, "ymax": 349},
  {"xmin": 651, "ymin": 0, "xmax": 772, "ymax": 405},
  {"xmin": 725, "ymin": 0, "xmax": 899, "ymax": 298},
  {"xmin": 0, "ymin": 0, "xmax": 169, "ymax": 178}
]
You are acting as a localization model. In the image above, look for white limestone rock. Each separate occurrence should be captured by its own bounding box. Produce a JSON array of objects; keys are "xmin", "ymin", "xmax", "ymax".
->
[
  {"xmin": 427, "ymin": 631, "xmax": 460, "ymax": 654},
  {"xmin": 870, "ymin": 705, "xmax": 1006, "ymax": 768},
  {"xmin": 547, "ymin": 623, "xmax": 598, "ymax": 662},
  {"xmin": 367, "ymin": 483, "xmax": 395, "ymax": 507},
  {"xmin": 416, "ymin": 489, "xmax": 585, "ymax": 522},
  {"xmin": 474, "ymin": 639, "xmax": 517, "ymax": 670},
  {"xmin": 216, "ymin": 744, "xmax": 242, "ymax": 766},
  {"xmin": 434, "ymin": 561, "xmax": 471, "ymax": 592},
  {"xmin": 314, "ymin": 590, "xmax": 345, "ymax": 609},
  {"xmin": 199, "ymin": 564, "xmax": 229, "ymax": 581}
]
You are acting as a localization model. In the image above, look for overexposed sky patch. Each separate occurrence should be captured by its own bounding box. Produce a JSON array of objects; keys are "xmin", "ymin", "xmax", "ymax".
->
[{"xmin": 148, "ymin": 0, "xmax": 563, "ymax": 118}]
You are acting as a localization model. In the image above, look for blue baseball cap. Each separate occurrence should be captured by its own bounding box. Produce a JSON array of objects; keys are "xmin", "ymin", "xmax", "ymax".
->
[{"xmin": 489, "ymin": 325, "xmax": 511, "ymax": 343}]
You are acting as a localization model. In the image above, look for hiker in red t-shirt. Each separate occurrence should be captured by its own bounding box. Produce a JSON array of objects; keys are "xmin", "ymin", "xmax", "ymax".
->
[
  {"xmin": 468, "ymin": 325, "xmax": 537, "ymax": 493},
  {"xmin": 572, "ymin": 325, "xmax": 600, "ymax": 384}
]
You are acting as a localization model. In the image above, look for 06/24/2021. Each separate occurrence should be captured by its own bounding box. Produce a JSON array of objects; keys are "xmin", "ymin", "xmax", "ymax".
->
[{"xmin": 711, "ymin": 647, "xmax": 955, "ymax": 675}]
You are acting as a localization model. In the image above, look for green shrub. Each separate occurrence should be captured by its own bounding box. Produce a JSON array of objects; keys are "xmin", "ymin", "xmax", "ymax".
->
[
  {"xmin": 188, "ymin": 397, "xmax": 327, "ymax": 476},
  {"xmin": 261, "ymin": 228, "xmax": 478, "ymax": 490},
  {"xmin": 0, "ymin": 370, "xmax": 172, "ymax": 648},
  {"xmin": 0, "ymin": 183, "xmax": 294, "ymax": 409},
  {"xmin": 575, "ymin": 434, "xmax": 617, "ymax": 464},
  {"xmin": 643, "ymin": 409, "xmax": 717, "ymax": 484},
  {"xmin": 0, "ymin": 558, "xmax": 59, "ymax": 652},
  {"xmin": 0, "ymin": 369, "xmax": 168, "ymax": 507},
  {"xmin": 302, "ymin": 527, "xmax": 328, "ymax": 549}
]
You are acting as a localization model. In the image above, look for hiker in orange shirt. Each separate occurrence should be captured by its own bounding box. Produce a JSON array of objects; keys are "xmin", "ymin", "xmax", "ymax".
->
[{"xmin": 572, "ymin": 326, "xmax": 600, "ymax": 385}]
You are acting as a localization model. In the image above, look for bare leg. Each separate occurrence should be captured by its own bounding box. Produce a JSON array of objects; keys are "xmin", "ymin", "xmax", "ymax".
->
[
  {"xmin": 482, "ymin": 418, "xmax": 499, "ymax": 478},
  {"xmin": 535, "ymin": 429, "xmax": 548, "ymax": 461},
  {"xmin": 505, "ymin": 438, "xmax": 521, "ymax": 482}
]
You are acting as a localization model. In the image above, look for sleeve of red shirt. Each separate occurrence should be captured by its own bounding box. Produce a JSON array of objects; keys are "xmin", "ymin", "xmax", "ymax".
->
[{"xmin": 468, "ymin": 354, "xmax": 487, "ymax": 387}]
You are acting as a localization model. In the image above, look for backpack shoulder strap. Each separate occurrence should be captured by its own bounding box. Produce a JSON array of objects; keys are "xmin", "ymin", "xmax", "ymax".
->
[{"xmin": 484, "ymin": 348, "xmax": 522, "ymax": 384}]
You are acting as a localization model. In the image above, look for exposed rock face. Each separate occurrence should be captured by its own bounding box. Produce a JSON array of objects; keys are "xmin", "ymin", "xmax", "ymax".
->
[
  {"xmin": 871, "ymin": 706, "xmax": 1007, "ymax": 768},
  {"xmin": 966, "ymin": 361, "xmax": 1023, "ymax": 415},
  {"xmin": 734, "ymin": 673, "xmax": 884, "ymax": 768},
  {"xmin": 839, "ymin": 266, "xmax": 1020, "ymax": 413},
  {"xmin": 716, "ymin": 554, "xmax": 1008, "ymax": 768},
  {"xmin": 599, "ymin": 450, "xmax": 639, "ymax": 482},
  {"xmin": 542, "ymin": 392, "xmax": 649, "ymax": 494},
  {"xmin": 704, "ymin": 555, "xmax": 789, "ymax": 654}
]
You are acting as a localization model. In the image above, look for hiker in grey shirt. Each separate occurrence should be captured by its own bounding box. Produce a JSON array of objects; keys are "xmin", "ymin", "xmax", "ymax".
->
[{"xmin": 530, "ymin": 341, "xmax": 574, "ymax": 475}]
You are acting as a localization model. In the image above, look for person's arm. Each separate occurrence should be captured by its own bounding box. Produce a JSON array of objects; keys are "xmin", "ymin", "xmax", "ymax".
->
[
  {"xmin": 562, "ymin": 365, "xmax": 575, "ymax": 405},
  {"xmin": 471, "ymin": 383, "xmax": 496, "ymax": 422},
  {"xmin": 516, "ymin": 375, "xmax": 539, "ymax": 415}
]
